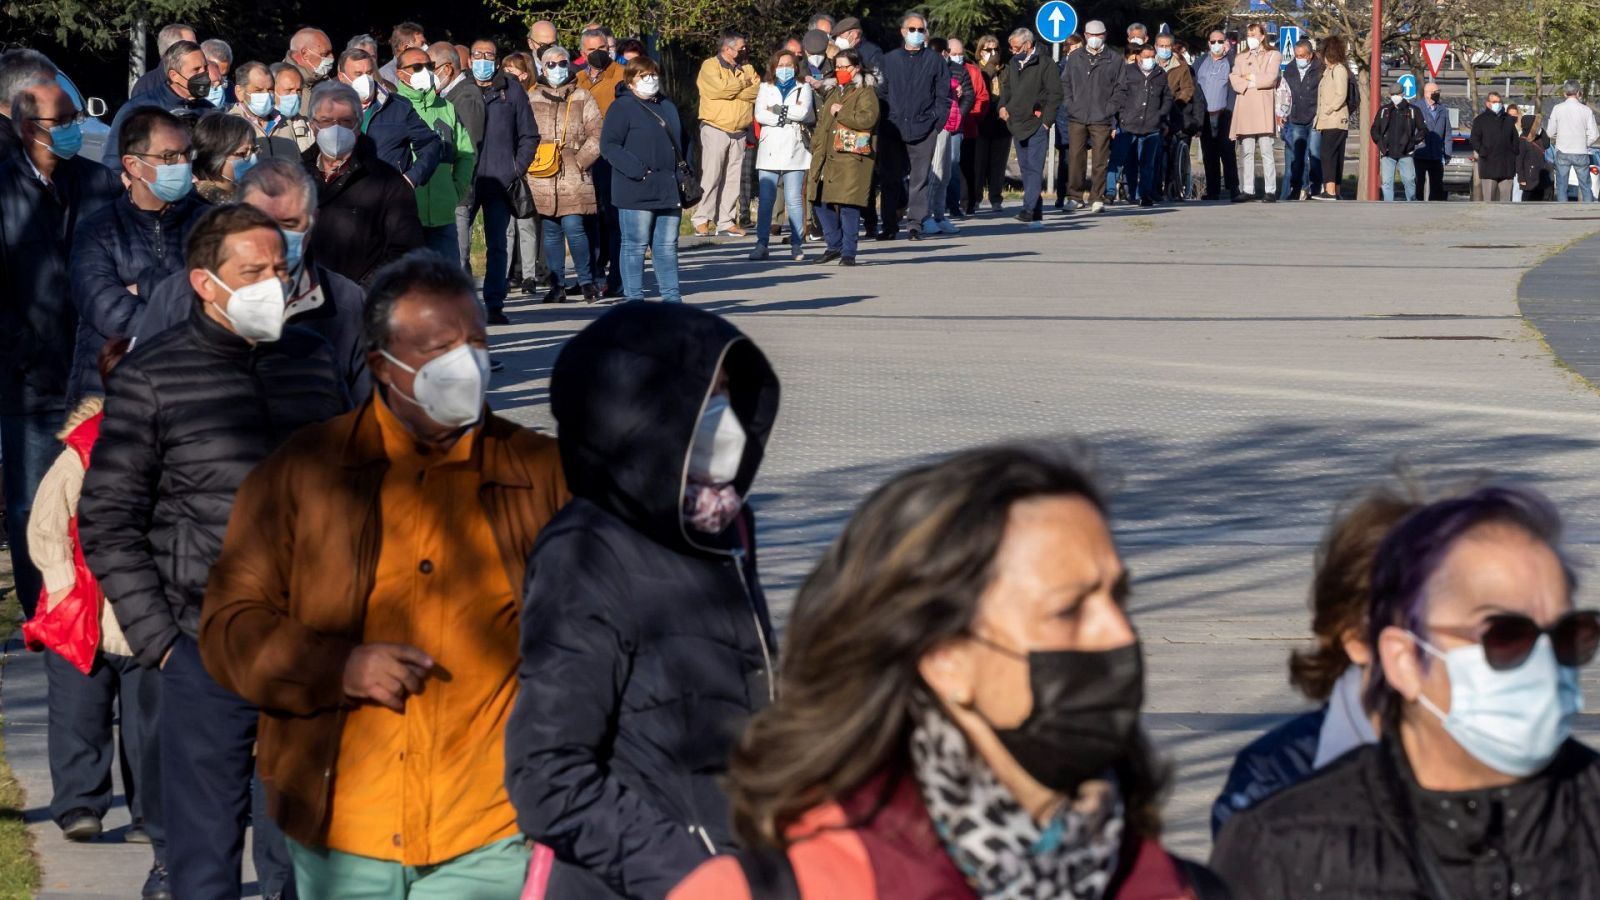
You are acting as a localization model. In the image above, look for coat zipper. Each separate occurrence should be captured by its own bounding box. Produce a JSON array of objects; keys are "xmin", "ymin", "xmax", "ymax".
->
[
  {"xmin": 688, "ymin": 824, "xmax": 716, "ymax": 855},
  {"xmin": 730, "ymin": 547, "xmax": 776, "ymax": 704}
]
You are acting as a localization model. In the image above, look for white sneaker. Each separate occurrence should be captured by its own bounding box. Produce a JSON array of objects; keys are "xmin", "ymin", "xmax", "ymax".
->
[
  {"xmin": 1028, "ymin": 220, "xmax": 1044, "ymax": 230},
  {"xmin": 938, "ymin": 219, "xmax": 960, "ymax": 235},
  {"xmin": 1064, "ymin": 199, "xmax": 1080, "ymax": 212},
  {"xmin": 1090, "ymin": 201, "xmax": 1105, "ymax": 214}
]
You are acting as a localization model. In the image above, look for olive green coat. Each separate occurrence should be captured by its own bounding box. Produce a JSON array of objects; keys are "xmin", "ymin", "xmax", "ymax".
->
[{"xmin": 807, "ymin": 82, "xmax": 880, "ymax": 207}]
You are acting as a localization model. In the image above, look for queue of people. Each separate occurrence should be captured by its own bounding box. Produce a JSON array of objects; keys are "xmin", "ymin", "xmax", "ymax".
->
[{"xmin": 4, "ymin": 13, "xmax": 1600, "ymax": 900}]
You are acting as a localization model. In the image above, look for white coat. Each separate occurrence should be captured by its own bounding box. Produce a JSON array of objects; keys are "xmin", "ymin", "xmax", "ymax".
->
[{"xmin": 754, "ymin": 81, "xmax": 815, "ymax": 171}]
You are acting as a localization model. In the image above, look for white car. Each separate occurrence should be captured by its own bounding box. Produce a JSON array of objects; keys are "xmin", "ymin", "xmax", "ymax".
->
[
  {"xmin": 54, "ymin": 70, "xmax": 110, "ymax": 162},
  {"xmin": 1560, "ymin": 150, "xmax": 1600, "ymax": 201}
]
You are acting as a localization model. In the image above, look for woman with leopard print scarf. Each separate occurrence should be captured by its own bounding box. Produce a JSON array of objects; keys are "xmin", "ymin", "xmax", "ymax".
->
[{"xmin": 672, "ymin": 443, "xmax": 1227, "ymax": 900}]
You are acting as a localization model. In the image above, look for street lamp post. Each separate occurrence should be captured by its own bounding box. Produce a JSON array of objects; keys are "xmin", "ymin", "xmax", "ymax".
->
[{"xmin": 1366, "ymin": 0, "xmax": 1383, "ymax": 200}]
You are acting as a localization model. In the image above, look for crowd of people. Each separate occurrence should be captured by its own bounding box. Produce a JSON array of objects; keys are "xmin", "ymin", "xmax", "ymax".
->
[{"xmin": 1, "ymin": 9, "xmax": 1599, "ymax": 900}]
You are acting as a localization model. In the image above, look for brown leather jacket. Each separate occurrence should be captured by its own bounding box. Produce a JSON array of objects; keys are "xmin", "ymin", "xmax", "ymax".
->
[{"xmin": 198, "ymin": 398, "xmax": 569, "ymax": 846}]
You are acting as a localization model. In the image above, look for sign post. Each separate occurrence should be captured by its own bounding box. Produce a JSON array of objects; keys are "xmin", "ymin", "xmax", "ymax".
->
[
  {"xmin": 1035, "ymin": 1, "xmax": 1077, "ymax": 202},
  {"xmin": 1420, "ymin": 39, "xmax": 1450, "ymax": 79},
  {"xmin": 1278, "ymin": 25, "xmax": 1300, "ymax": 68}
]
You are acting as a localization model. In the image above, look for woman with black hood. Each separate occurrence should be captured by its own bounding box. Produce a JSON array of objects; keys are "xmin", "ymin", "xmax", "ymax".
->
[{"xmin": 506, "ymin": 300, "xmax": 781, "ymax": 899}]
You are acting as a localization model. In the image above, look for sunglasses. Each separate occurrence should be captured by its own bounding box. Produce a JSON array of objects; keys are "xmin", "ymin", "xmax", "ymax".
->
[
  {"xmin": 1430, "ymin": 609, "xmax": 1600, "ymax": 671},
  {"xmin": 906, "ymin": 26, "xmax": 927, "ymax": 33}
]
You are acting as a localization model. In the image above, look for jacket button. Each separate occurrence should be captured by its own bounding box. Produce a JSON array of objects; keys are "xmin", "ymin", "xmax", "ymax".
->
[
  {"xmin": 393, "ymin": 834, "xmax": 403, "ymax": 847},
  {"xmin": 419, "ymin": 560, "xmax": 433, "ymax": 574}
]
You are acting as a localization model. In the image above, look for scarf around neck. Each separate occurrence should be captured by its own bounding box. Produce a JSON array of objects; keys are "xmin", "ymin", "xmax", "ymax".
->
[{"xmin": 910, "ymin": 704, "xmax": 1125, "ymax": 899}]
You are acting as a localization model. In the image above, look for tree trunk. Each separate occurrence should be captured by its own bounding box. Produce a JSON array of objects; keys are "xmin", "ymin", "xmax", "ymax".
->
[
  {"xmin": 1464, "ymin": 58, "xmax": 1480, "ymax": 111},
  {"xmin": 129, "ymin": 14, "xmax": 149, "ymax": 99},
  {"xmin": 1535, "ymin": 10, "xmax": 1548, "ymax": 106}
]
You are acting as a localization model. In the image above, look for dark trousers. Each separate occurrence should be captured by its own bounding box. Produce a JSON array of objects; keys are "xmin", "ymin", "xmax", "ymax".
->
[
  {"xmin": 1067, "ymin": 121, "xmax": 1113, "ymax": 201},
  {"xmin": 879, "ymin": 127, "xmax": 938, "ymax": 234},
  {"xmin": 1105, "ymin": 128, "xmax": 1134, "ymax": 198},
  {"xmin": 971, "ymin": 133, "xmax": 1010, "ymax": 209},
  {"xmin": 162, "ymin": 636, "xmax": 294, "ymax": 900},
  {"xmin": 1201, "ymin": 111, "xmax": 1239, "ymax": 198},
  {"xmin": 46, "ymin": 650, "xmax": 160, "ymax": 843},
  {"xmin": 1129, "ymin": 131, "xmax": 1162, "ymax": 201},
  {"xmin": 955, "ymin": 133, "xmax": 975, "ymax": 215},
  {"xmin": 1319, "ymin": 127, "xmax": 1348, "ymax": 192},
  {"xmin": 2, "ymin": 409, "xmax": 66, "ymax": 619},
  {"xmin": 1416, "ymin": 157, "xmax": 1447, "ymax": 200},
  {"xmin": 1015, "ymin": 128, "xmax": 1050, "ymax": 219},
  {"xmin": 816, "ymin": 203, "xmax": 862, "ymax": 258},
  {"xmin": 1055, "ymin": 132, "xmax": 1072, "ymax": 203},
  {"xmin": 460, "ymin": 190, "xmax": 514, "ymax": 314},
  {"xmin": 590, "ymin": 160, "xmax": 623, "ymax": 290}
]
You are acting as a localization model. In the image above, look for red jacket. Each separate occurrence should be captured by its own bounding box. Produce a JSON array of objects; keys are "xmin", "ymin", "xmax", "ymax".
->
[
  {"xmin": 961, "ymin": 61, "xmax": 990, "ymax": 139},
  {"xmin": 22, "ymin": 413, "xmax": 103, "ymax": 674},
  {"xmin": 671, "ymin": 768, "xmax": 1207, "ymax": 900}
]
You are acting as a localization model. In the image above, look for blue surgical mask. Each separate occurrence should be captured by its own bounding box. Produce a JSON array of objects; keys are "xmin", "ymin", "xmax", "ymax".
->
[
  {"xmin": 276, "ymin": 93, "xmax": 301, "ymax": 118},
  {"xmin": 1139, "ymin": 57, "xmax": 1157, "ymax": 72},
  {"xmin": 545, "ymin": 65, "xmax": 570, "ymax": 87},
  {"xmin": 206, "ymin": 84, "xmax": 227, "ymax": 107},
  {"xmin": 950, "ymin": 54, "xmax": 964, "ymax": 64},
  {"xmin": 1491, "ymin": 101, "xmax": 1505, "ymax": 114},
  {"xmin": 141, "ymin": 160, "xmax": 194, "ymax": 203},
  {"xmin": 1156, "ymin": 47, "xmax": 1173, "ymax": 61},
  {"xmin": 1411, "ymin": 632, "xmax": 1583, "ymax": 777},
  {"xmin": 472, "ymin": 59, "xmax": 496, "ymax": 81},
  {"xmin": 1295, "ymin": 58, "xmax": 1310, "ymax": 72},
  {"xmin": 230, "ymin": 153, "xmax": 258, "ymax": 183},
  {"xmin": 775, "ymin": 66, "xmax": 795, "ymax": 83},
  {"xmin": 247, "ymin": 91, "xmax": 274, "ymax": 117},
  {"xmin": 38, "ymin": 122, "xmax": 83, "ymax": 160},
  {"xmin": 282, "ymin": 227, "xmax": 307, "ymax": 271},
  {"xmin": 906, "ymin": 31, "xmax": 926, "ymax": 49}
]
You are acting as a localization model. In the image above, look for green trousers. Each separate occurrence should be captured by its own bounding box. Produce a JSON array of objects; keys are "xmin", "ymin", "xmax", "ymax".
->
[{"xmin": 286, "ymin": 836, "xmax": 530, "ymax": 899}]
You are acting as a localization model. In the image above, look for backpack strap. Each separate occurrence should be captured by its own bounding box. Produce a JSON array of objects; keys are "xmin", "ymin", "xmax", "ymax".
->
[{"xmin": 734, "ymin": 845, "xmax": 801, "ymax": 900}]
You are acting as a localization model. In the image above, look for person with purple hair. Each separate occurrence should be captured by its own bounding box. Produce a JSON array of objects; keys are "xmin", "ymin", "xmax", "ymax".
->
[{"xmin": 1213, "ymin": 484, "xmax": 1600, "ymax": 898}]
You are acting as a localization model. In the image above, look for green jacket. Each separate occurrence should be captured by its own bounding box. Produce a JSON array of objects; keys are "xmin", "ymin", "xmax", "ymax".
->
[
  {"xmin": 808, "ymin": 82, "xmax": 879, "ymax": 208},
  {"xmin": 395, "ymin": 81, "xmax": 476, "ymax": 227}
]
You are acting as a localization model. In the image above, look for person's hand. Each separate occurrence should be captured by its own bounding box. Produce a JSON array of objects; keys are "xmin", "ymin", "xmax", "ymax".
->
[
  {"xmin": 999, "ymin": 107, "xmax": 1010, "ymax": 121},
  {"xmin": 343, "ymin": 643, "xmax": 434, "ymax": 711},
  {"xmin": 830, "ymin": 103, "xmax": 843, "ymax": 115}
]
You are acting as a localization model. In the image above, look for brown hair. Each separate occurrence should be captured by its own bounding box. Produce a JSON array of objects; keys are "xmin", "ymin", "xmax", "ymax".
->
[
  {"xmin": 762, "ymin": 48, "xmax": 798, "ymax": 84},
  {"xmin": 727, "ymin": 442, "xmax": 1169, "ymax": 848},
  {"xmin": 1321, "ymin": 34, "xmax": 1347, "ymax": 67},
  {"xmin": 1287, "ymin": 479, "xmax": 1426, "ymax": 701},
  {"xmin": 97, "ymin": 336, "xmax": 132, "ymax": 385},
  {"xmin": 622, "ymin": 55, "xmax": 660, "ymax": 85},
  {"xmin": 184, "ymin": 203, "xmax": 283, "ymax": 274}
]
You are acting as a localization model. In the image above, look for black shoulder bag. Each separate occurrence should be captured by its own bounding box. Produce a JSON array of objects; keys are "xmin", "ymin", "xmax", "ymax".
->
[
  {"xmin": 734, "ymin": 845, "xmax": 800, "ymax": 900},
  {"xmin": 639, "ymin": 101, "xmax": 705, "ymax": 209}
]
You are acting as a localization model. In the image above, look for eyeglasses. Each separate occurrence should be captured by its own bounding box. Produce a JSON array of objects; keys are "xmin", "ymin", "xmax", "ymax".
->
[
  {"xmin": 545, "ymin": 60, "xmax": 571, "ymax": 69},
  {"xmin": 131, "ymin": 149, "xmax": 194, "ymax": 164},
  {"xmin": 227, "ymin": 147, "xmax": 254, "ymax": 161},
  {"xmin": 311, "ymin": 117, "xmax": 357, "ymax": 129},
  {"xmin": 30, "ymin": 112, "xmax": 88, "ymax": 126},
  {"xmin": 1429, "ymin": 610, "xmax": 1600, "ymax": 671},
  {"xmin": 470, "ymin": 50, "xmax": 497, "ymax": 60}
]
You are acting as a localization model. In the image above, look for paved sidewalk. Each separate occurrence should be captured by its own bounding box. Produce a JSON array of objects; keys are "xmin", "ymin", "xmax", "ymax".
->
[{"xmin": 7, "ymin": 199, "xmax": 1599, "ymax": 894}]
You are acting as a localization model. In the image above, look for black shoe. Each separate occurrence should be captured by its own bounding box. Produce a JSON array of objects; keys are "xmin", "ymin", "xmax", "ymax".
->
[
  {"xmin": 1201, "ymin": 193, "xmax": 1220, "ymax": 201},
  {"xmin": 875, "ymin": 230, "xmax": 897, "ymax": 241},
  {"xmin": 520, "ymin": 277, "xmax": 540, "ymax": 295},
  {"xmin": 487, "ymin": 311, "xmax": 511, "ymax": 325},
  {"xmin": 1262, "ymin": 193, "xmax": 1278, "ymax": 203},
  {"xmin": 1231, "ymin": 193, "xmax": 1254, "ymax": 203},
  {"xmin": 907, "ymin": 230, "xmax": 923, "ymax": 241},
  {"xmin": 815, "ymin": 249, "xmax": 843, "ymax": 265},
  {"xmin": 1014, "ymin": 212, "xmax": 1032, "ymax": 224},
  {"xmin": 601, "ymin": 284, "xmax": 624, "ymax": 299},
  {"xmin": 61, "ymin": 809, "xmax": 101, "ymax": 842},
  {"xmin": 540, "ymin": 286, "xmax": 565, "ymax": 304},
  {"xmin": 840, "ymin": 256, "xmax": 857, "ymax": 266},
  {"xmin": 1139, "ymin": 198, "xmax": 1154, "ymax": 208},
  {"xmin": 579, "ymin": 283, "xmax": 600, "ymax": 303},
  {"xmin": 125, "ymin": 821, "xmax": 151, "ymax": 844},
  {"xmin": 142, "ymin": 862, "xmax": 172, "ymax": 900},
  {"xmin": 1310, "ymin": 191, "xmax": 1338, "ymax": 201}
]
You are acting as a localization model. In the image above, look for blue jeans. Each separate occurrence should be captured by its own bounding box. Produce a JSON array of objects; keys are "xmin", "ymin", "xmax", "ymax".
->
[
  {"xmin": 1556, "ymin": 152, "xmax": 1595, "ymax": 201},
  {"xmin": 1280, "ymin": 123, "xmax": 1312, "ymax": 198},
  {"xmin": 1015, "ymin": 128, "xmax": 1050, "ymax": 219},
  {"xmin": 421, "ymin": 223, "xmax": 459, "ymax": 265},
  {"xmin": 815, "ymin": 203, "xmax": 861, "ymax": 258},
  {"xmin": 756, "ymin": 169, "xmax": 806, "ymax": 253},
  {"xmin": 1308, "ymin": 129, "xmax": 1324, "ymax": 188},
  {"xmin": 1105, "ymin": 129, "xmax": 1135, "ymax": 198},
  {"xmin": 1380, "ymin": 156, "xmax": 1417, "ymax": 200},
  {"xmin": 618, "ymin": 207, "xmax": 681, "ymax": 302},
  {"xmin": 1128, "ymin": 131, "xmax": 1162, "ymax": 202},
  {"xmin": 541, "ymin": 214, "xmax": 594, "ymax": 285},
  {"xmin": 1, "ymin": 408, "xmax": 65, "ymax": 619}
]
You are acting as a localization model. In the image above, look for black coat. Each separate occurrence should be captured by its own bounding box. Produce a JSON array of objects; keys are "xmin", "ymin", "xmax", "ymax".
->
[
  {"xmin": 79, "ymin": 306, "xmax": 350, "ymax": 669},
  {"xmin": 1517, "ymin": 138, "xmax": 1554, "ymax": 196},
  {"xmin": 1471, "ymin": 109, "xmax": 1521, "ymax": 180},
  {"xmin": 877, "ymin": 45, "xmax": 952, "ymax": 143},
  {"xmin": 67, "ymin": 191, "xmax": 207, "ymax": 400},
  {"xmin": 601, "ymin": 92, "xmax": 689, "ymax": 211},
  {"xmin": 1371, "ymin": 100, "xmax": 1427, "ymax": 159},
  {"xmin": 1061, "ymin": 47, "xmax": 1122, "ymax": 125},
  {"xmin": 1281, "ymin": 61, "xmax": 1322, "ymax": 127},
  {"xmin": 133, "ymin": 260, "xmax": 371, "ymax": 399},
  {"xmin": 505, "ymin": 301, "xmax": 781, "ymax": 900},
  {"xmin": 362, "ymin": 91, "xmax": 443, "ymax": 188},
  {"xmin": 1212, "ymin": 737, "xmax": 1600, "ymax": 899},
  {"xmin": 302, "ymin": 138, "xmax": 424, "ymax": 286},
  {"xmin": 999, "ymin": 50, "xmax": 1063, "ymax": 140},
  {"xmin": 0, "ymin": 155, "xmax": 121, "ymax": 415},
  {"xmin": 1112, "ymin": 64, "xmax": 1172, "ymax": 135},
  {"xmin": 474, "ymin": 72, "xmax": 539, "ymax": 198}
]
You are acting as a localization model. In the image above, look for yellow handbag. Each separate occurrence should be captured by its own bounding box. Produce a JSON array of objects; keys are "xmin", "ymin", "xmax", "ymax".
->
[{"xmin": 528, "ymin": 97, "xmax": 572, "ymax": 179}]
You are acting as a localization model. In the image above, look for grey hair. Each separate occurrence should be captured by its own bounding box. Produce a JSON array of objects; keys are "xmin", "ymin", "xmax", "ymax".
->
[
  {"xmin": 901, "ymin": 10, "xmax": 928, "ymax": 27},
  {"xmin": 8, "ymin": 85, "xmax": 52, "ymax": 139},
  {"xmin": 162, "ymin": 40, "xmax": 202, "ymax": 75},
  {"xmin": 239, "ymin": 157, "xmax": 317, "ymax": 220},
  {"xmin": 309, "ymin": 79, "xmax": 361, "ymax": 119},
  {"xmin": 362, "ymin": 251, "xmax": 477, "ymax": 352},
  {"xmin": 1294, "ymin": 38, "xmax": 1313, "ymax": 53},
  {"xmin": 201, "ymin": 38, "xmax": 233, "ymax": 65},
  {"xmin": 580, "ymin": 28, "xmax": 608, "ymax": 44},
  {"xmin": 540, "ymin": 45, "xmax": 571, "ymax": 64},
  {"xmin": 156, "ymin": 23, "xmax": 195, "ymax": 54},
  {"xmin": 289, "ymin": 27, "xmax": 330, "ymax": 53},
  {"xmin": 718, "ymin": 32, "xmax": 744, "ymax": 51},
  {"xmin": 1566, "ymin": 80, "xmax": 1583, "ymax": 96},
  {"xmin": 0, "ymin": 48, "xmax": 56, "ymax": 117},
  {"xmin": 1009, "ymin": 27, "xmax": 1035, "ymax": 46},
  {"xmin": 346, "ymin": 34, "xmax": 378, "ymax": 54},
  {"xmin": 426, "ymin": 44, "xmax": 457, "ymax": 69},
  {"xmin": 234, "ymin": 60, "xmax": 269, "ymax": 87},
  {"xmin": 1127, "ymin": 22, "xmax": 1148, "ymax": 34}
]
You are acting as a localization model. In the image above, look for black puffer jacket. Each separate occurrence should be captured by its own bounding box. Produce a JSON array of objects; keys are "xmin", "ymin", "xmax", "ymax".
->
[
  {"xmin": 1113, "ymin": 64, "xmax": 1172, "ymax": 135},
  {"xmin": 505, "ymin": 301, "xmax": 781, "ymax": 900},
  {"xmin": 1061, "ymin": 46, "xmax": 1123, "ymax": 125},
  {"xmin": 67, "ymin": 192, "xmax": 207, "ymax": 400},
  {"xmin": 302, "ymin": 137, "xmax": 424, "ymax": 287},
  {"xmin": 1212, "ymin": 737, "xmax": 1600, "ymax": 899},
  {"xmin": 78, "ymin": 306, "xmax": 350, "ymax": 669}
]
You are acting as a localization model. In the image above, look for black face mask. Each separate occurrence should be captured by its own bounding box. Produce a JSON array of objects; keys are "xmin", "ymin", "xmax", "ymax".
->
[
  {"xmin": 1429, "ymin": 92, "xmax": 1441, "ymax": 103},
  {"xmin": 184, "ymin": 70, "xmax": 213, "ymax": 99},
  {"xmin": 982, "ymin": 640, "xmax": 1145, "ymax": 794},
  {"xmin": 587, "ymin": 50, "xmax": 612, "ymax": 71}
]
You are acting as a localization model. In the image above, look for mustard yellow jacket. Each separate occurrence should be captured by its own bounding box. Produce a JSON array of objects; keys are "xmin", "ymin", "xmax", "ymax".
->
[{"xmin": 696, "ymin": 57, "xmax": 760, "ymax": 132}]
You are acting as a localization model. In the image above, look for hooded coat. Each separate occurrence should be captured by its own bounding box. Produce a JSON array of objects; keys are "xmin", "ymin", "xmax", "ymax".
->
[{"xmin": 505, "ymin": 301, "xmax": 781, "ymax": 900}]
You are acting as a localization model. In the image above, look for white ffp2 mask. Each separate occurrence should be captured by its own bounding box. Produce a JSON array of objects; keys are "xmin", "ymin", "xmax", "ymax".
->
[
  {"xmin": 206, "ymin": 270, "xmax": 287, "ymax": 342},
  {"xmin": 688, "ymin": 394, "xmax": 746, "ymax": 485},
  {"xmin": 381, "ymin": 343, "xmax": 491, "ymax": 429}
]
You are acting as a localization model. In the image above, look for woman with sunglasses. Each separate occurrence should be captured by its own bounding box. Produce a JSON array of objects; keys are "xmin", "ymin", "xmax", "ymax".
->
[
  {"xmin": 527, "ymin": 46, "xmax": 604, "ymax": 302},
  {"xmin": 968, "ymin": 35, "xmax": 1008, "ymax": 215},
  {"xmin": 1213, "ymin": 485, "xmax": 1600, "ymax": 899}
]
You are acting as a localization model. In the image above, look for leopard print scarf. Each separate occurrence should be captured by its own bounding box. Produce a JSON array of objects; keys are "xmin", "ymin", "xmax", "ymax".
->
[{"xmin": 910, "ymin": 704, "xmax": 1124, "ymax": 899}]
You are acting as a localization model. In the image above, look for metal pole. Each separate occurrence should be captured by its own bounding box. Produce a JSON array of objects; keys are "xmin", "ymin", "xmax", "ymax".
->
[
  {"xmin": 1365, "ymin": 0, "xmax": 1383, "ymax": 200},
  {"xmin": 1046, "ymin": 42, "xmax": 1060, "ymax": 199}
]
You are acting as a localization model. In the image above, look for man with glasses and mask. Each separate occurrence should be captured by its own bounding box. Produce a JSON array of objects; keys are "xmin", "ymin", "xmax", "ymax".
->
[
  {"xmin": 299, "ymin": 81, "xmax": 423, "ymax": 286},
  {"xmin": 875, "ymin": 12, "xmax": 950, "ymax": 241},
  {"xmin": 459, "ymin": 39, "xmax": 537, "ymax": 324},
  {"xmin": 198, "ymin": 251, "xmax": 566, "ymax": 900},
  {"xmin": 335, "ymin": 48, "xmax": 441, "ymax": 190},
  {"xmin": 102, "ymin": 39, "xmax": 215, "ymax": 170},
  {"xmin": 81, "ymin": 202, "xmax": 348, "ymax": 900},
  {"xmin": 71, "ymin": 108, "xmax": 206, "ymax": 400},
  {"xmin": 577, "ymin": 27, "xmax": 625, "ymax": 297},
  {"xmin": 393, "ymin": 47, "xmax": 474, "ymax": 262}
]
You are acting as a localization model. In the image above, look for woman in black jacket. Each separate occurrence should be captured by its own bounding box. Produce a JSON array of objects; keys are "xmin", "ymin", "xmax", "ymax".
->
[
  {"xmin": 505, "ymin": 301, "xmax": 781, "ymax": 899},
  {"xmin": 600, "ymin": 57, "xmax": 688, "ymax": 303},
  {"xmin": 1213, "ymin": 485, "xmax": 1600, "ymax": 899}
]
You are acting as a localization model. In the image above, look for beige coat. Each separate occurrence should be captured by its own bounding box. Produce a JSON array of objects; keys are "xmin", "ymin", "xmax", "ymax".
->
[
  {"xmin": 528, "ymin": 83, "xmax": 604, "ymax": 217},
  {"xmin": 229, "ymin": 106, "xmax": 314, "ymax": 160},
  {"xmin": 28, "ymin": 397, "xmax": 133, "ymax": 658},
  {"xmin": 1316, "ymin": 62, "xmax": 1350, "ymax": 130},
  {"xmin": 1229, "ymin": 48, "xmax": 1282, "ymax": 137}
]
